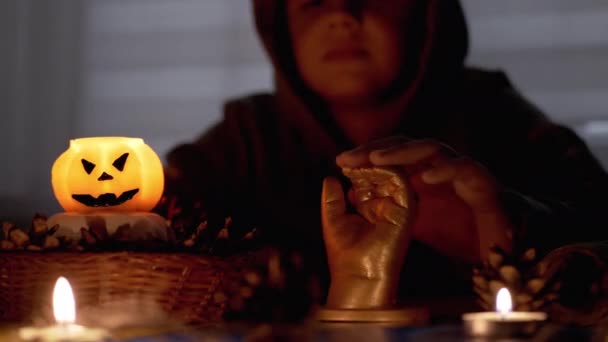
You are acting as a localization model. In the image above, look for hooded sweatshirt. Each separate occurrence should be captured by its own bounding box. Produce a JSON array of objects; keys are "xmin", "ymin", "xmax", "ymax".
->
[{"xmin": 161, "ymin": 0, "xmax": 608, "ymax": 305}]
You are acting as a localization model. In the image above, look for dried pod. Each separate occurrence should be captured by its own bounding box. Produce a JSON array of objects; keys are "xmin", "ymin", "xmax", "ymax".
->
[
  {"xmin": 518, "ymin": 303, "xmax": 531, "ymax": 312},
  {"xmin": 217, "ymin": 228, "xmax": 229, "ymax": 240},
  {"xmin": 29, "ymin": 235, "xmax": 45, "ymax": 247},
  {"xmin": 29, "ymin": 214, "xmax": 49, "ymax": 246},
  {"xmin": 522, "ymin": 248, "xmax": 537, "ymax": 262},
  {"xmin": 530, "ymin": 300, "xmax": 545, "ymax": 311},
  {"xmin": 473, "ymin": 275, "xmax": 488, "ymax": 290},
  {"xmin": 57, "ymin": 236, "xmax": 72, "ymax": 246},
  {"xmin": 240, "ymin": 286, "xmax": 254, "ymax": 298},
  {"xmin": 552, "ymin": 281, "xmax": 563, "ymax": 292},
  {"xmin": 48, "ymin": 224, "xmax": 59, "ymax": 235},
  {"xmin": 10, "ymin": 229, "xmax": 30, "ymax": 247},
  {"xmin": 474, "ymin": 288, "xmax": 493, "ymax": 307},
  {"xmin": 80, "ymin": 228, "xmax": 97, "ymax": 245},
  {"xmin": 196, "ymin": 221, "xmax": 208, "ymax": 234},
  {"xmin": 2, "ymin": 222, "xmax": 15, "ymax": 239},
  {"xmin": 89, "ymin": 221, "xmax": 110, "ymax": 242},
  {"xmin": 26, "ymin": 245, "xmax": 42, "ymax": 252},
  {"xmin": 536, "ymin": 261, "xmax": 548, "ymax": 277},
  {"xmin": 515, "ymin": 293, "xmax": 533, "ymax": 305},
  {"xmin": 43, "ymin": 236, "xmax": 60, "ymax": 250},
  {"xmin": 1, "ymin": 240, "xmax": 15, "ymax": 250},
  {"xmin": 112, "ymin": 224, "xmax": 131, "ymax": 241},
  {"xmin": 31, "ymin": 214, "xmax": 48, "ymax": 235},
  {"xmin": 165, "ymin": 225, "xmax": 176, "ymax": 243},
  {"xmin": 489, "ymin": 280, "xmax": 506, "ymax": 296},
  {"xmin": 488, "ymin": 249, "xmax": 504, "ymax": 269},
  {"xmin": 527, "ymin": 278, "xmax": 546, "ymax": 295},
  {"xmin": 245, "ymin": 271, "xmax": 262, "ymax": 287},
  {"xmin": 499, "ymin": 265, "xmax": 521, "ymax": 287},
  {"xmin": 267, "ymin": 252, "xmax": 285, "ymax": 288},
  {"xmin": 243, "ymin": 228, "xmax": 258, "ymax": 241},
  {"xmin": 213, "ymin": 292, "xmax": 227, "ymax": 304}
]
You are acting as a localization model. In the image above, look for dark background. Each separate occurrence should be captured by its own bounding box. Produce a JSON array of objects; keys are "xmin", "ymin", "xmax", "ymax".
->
[{"xmin": 1, "ymin": 0, "xmax": 607, "ymax": 224}]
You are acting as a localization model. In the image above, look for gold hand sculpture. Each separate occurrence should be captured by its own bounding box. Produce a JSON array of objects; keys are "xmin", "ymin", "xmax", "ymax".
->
[{"xmin": 322, "ymin": 167, "xmax": 415, "ymax": 309}]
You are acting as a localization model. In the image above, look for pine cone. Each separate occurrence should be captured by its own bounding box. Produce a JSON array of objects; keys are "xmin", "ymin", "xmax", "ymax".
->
[
  {"xmin": 473, "ymin": 246, "xmax": 559, "ymax": 312},
  {"xmin": 538, "ymin": 244, "xmax": 608, "ymax": 326}
]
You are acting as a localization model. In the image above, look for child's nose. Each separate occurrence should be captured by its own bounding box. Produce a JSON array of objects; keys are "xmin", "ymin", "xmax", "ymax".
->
[
  {"xmin": 327, "ymin": 13, "xmax": 358, "ymax": 32},
  {"xmin": 327, "ymin": 0, "xmax": 364, "ymax": 21},
  {"xmin": 326, "ymin": 2, "xmax": 363, "ymax": 33}
]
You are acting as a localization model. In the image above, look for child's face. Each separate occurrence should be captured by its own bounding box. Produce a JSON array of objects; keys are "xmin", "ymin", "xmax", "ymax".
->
[{"xmin": 287, "ymin": 0, "xmax": 416, "ymax": 104}]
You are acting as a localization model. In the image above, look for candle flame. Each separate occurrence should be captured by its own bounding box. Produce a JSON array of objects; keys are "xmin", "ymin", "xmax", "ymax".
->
[
  {"xmin": 53, "ymin": 276, "xmax": 76, "ymax": 324},
  {"xmin": 496, "ymin": 287, "xmax": 512, "ymax": 315}
]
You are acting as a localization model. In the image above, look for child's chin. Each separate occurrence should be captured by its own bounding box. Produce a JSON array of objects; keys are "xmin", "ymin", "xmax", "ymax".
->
[{"xmin": 322, "ymin": 85, "xmax": 377, "ymax": 104}]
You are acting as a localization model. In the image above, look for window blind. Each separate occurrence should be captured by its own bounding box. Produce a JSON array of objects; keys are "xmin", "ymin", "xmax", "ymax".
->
[
  {"xmin": 80, "ymin": 0, "xmax": 272, "ymax": 160},
  {"xmin": 80, "ymin": 0, "xmax": 608, "ymax": 162},
  {"xmin": 462, "ymin": 0, "xmax": 608, "ymax": 164}
]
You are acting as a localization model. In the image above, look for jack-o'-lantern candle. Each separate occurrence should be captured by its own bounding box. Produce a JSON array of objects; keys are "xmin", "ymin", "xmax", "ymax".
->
[{"xmin": 51, "ymin": 137, "xmax": 164, "ymax": 213}]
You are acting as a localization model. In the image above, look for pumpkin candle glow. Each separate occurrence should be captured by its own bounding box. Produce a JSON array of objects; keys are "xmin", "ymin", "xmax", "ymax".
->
[
  {"xmin": 47, "ymin": 137, "xmax": 169, "ymax": 244},
  {"xmin": 51, "ymin": 137, "xmax": 164, "ymax": 213}
]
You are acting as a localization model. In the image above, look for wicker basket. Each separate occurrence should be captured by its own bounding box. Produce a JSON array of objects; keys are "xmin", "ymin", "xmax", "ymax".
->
[{"xmin": 0, "ymin": 251, "xmax": 258, "ymax": 326}]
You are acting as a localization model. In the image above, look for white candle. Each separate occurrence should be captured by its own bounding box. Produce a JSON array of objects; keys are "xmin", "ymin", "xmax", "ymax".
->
[
  {"xmin": 19, "ymin": 277, "xmax": 111, "ymax": 342},
  {"xmin": 462, "ymin": 287, "xmax": 547, "ymax": 337}
]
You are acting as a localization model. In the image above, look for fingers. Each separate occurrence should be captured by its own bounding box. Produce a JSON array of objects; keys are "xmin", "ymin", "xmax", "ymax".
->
[
  {"xmin": 338, "ymin": 138, "xmax": 458, "ymax": 181},
  {"xmin": 336, "ymin": 136, "xmax": 410, "ymax": 168},
  {"xmin": 369, "ymin": 140, "xmax": 446, "ymax": 166},
  {"xmin": 339, "ymin": 137, "xmax": 501, "ymax": 213},
  {"xmin": 357, "ymin": 199, "xmax": 409, "ymax": 228},
  {"xmin": 323, "ymin": 175, "xmax": 410, "ymax": 227},
  {"xmin": 421, "ymin": 158, "xmax": 500, "ymax": 212},
  {"xmin": 421, "ymin": 157, "xmax": 472, "ymax": 185},
  {"xmin": 343, "ymin": 167, "xmax": 413, "ymax": 210},
  {"xmin": 321, "ymin": 177, "xmax": 347, "ymax": 229},
  {"xmin": 420, "ymin": 158, "xmax": 512, "ymax": 258}
]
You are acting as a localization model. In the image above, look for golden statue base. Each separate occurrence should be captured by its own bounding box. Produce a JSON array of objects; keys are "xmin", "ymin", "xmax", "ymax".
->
[{"xmin": 315, "ymin": 306, "xmax": 430, "ymax": 327}]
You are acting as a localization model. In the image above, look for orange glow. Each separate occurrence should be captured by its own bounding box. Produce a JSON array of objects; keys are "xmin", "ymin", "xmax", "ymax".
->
[{"xmin": 51, "ymin": 137, "xmax": 164, "ymax": 213}]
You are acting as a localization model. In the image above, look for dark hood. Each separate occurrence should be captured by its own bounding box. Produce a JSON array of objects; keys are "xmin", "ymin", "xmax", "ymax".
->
[{"xmin": 251, "ymin": 0, "xmax": 470, "ymax": 153}]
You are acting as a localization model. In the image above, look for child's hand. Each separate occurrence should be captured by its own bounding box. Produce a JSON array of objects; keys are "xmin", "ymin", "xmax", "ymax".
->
[
  {"xmin": 337, "ymin": 138, "xmax": 513, "ymax": 263},
  {"xmin": 321, "ymin": 173, "xmax": 413, "ymax": 308}
]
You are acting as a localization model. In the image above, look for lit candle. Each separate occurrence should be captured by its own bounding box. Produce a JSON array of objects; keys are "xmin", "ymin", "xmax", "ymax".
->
[
  {"xmin": 462, "ymin": 287, "xmax": 547, "ymax": 338},
  {"xmin": 19, "ymin": 277, "xmax": 111, "ymax": 342}
]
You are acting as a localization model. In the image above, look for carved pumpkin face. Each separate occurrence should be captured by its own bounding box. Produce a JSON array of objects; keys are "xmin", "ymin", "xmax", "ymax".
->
[{"xmin": 51, "ymin": 137, "xmax": 164, "ymax": 213}]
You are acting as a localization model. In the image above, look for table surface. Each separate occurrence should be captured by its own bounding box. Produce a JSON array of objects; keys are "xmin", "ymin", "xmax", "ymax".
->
[{"xmin": 1, "ymin": 322, "xmax": 602, "ymax": 342}]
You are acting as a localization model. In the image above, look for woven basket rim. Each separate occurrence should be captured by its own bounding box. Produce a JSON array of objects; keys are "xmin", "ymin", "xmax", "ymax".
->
[
  {"xmin": 0, "ymin": 249, "xmax": 264, "ymax": 325},
  {"xmin": 0, "ymin": 250, "xmax": 262, "ymax": 259}
]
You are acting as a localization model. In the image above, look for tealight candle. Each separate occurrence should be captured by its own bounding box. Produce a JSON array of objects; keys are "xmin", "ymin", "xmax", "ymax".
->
[
  {"xmin": 462, "ymin": 287, "xmax": 547, "ymax": 338},
  {"xmin": 18, "ymin": 277, "xmax": 111, "ymax": 342}
]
